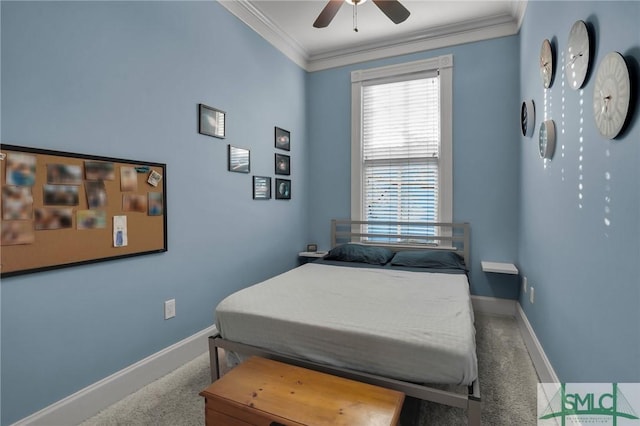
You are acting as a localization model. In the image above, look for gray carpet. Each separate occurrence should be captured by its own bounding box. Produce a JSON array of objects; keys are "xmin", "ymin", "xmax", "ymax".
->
[{"xmin": 80, "ymin": 314, "xmax": 538, "ymax": 425}]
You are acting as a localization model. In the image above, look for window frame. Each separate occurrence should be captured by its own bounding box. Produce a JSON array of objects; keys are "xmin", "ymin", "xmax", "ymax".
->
[{"xmin": 350, "ymin": 55, "xmax": 454, "ymax": 229}]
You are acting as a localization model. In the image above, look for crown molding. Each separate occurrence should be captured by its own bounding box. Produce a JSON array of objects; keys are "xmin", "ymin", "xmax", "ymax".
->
[
  {"xmin": 308, "ymin": 13, "xmax": 520, "ymax": 71},
  {"xmin": 218, "ymin": 0, "xmax": 527, "ymax": 72},
  {"xmin": 217, "ymin": 0, "xmax": 309, "ymax": 69}
]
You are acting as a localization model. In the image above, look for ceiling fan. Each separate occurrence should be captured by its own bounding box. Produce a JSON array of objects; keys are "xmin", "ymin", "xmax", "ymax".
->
[{"xmin": 313, "ymin": 0, "xmax": 410, "ymax": 31}]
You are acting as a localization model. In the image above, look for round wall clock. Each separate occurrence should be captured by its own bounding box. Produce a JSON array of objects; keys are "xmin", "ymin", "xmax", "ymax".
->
[
  {"xmin": 521, "ymin": 100, "xmax": 535, "ymax": 137},
  {"xmin": 539, "ymin": 120, "xmax": 556, "ymax": 159},
  {"xmin": 565, "ymin": 20, "xmax": 591, "ymax": 90},
  {"xmin": 540, "ymin": 39, "xmax": 554, "ymax": 88},
  {"xmin": 593, "ymin": 52, "xmax": 631, "ymax": 139}
]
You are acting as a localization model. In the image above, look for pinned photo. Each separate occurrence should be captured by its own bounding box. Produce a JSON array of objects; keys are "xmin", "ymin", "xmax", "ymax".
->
[
  {"xmin": 147, "ymin": 170, "xmax": 162, "ymax": 187},
  {"xmin": 85, "ymin": 181, "xmax": 107, "ymax": 209},
  {"xmin": 77, "ymin": 210, "xmax": 107, "ymax": 230},
  {"xmin": 2, "ymin": 186, "xmax": 33, "ymax": 220},
  {"xmin": 148, "ymin": 192, "xmax": 163, "ymax": 216},
  {"xmin": 44, "ymin": 184, "xmax": 79, "ymax": 206},
  {"xmin": 120, "ymin": 166, "xmax": 138, "ymax": 191},
  {"xmin": 6, "ymin": 153, "xmax": 36, "ymax": 186},
  {"xmin": 1, "ymin": 221, "xmax": 35, "ymax": 246},
  {"xmin": 47, "ymin": 164, "xmax": 82, "ymax": 185},
  {"xmin": 85, "ymin": 161, "xmax": 115, "ymax": 180},
  {"xmin": 123, "ymin": 194, "xmax": 147, "ymax": 213},
  {"xmin": 34, "ymin": 207, "xmax": 73, "ymax": 230},
  {"xmin": 113, "ymin": 215, "xmax": 128, "ymax": 247}
]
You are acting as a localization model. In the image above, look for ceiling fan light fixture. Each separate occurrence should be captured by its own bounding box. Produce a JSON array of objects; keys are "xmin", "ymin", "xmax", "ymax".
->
[{"xmin": 313, "ymin": 0, "xmax": 409, "ymax": 29}]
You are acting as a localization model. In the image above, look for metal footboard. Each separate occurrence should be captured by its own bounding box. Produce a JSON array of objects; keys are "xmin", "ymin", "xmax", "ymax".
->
[{"xmin": 208, "ymin": 334, "xmax": 481, "ymax": 426}]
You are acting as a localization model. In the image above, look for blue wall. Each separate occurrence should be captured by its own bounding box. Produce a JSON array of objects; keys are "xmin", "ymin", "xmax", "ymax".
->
[
  {"xmin": 1, "ymin": 2, "xmax": 307, "ymax": 424},
  {"xmin": 4, "ymin": 1, "xmax": 639, "ymax": 423},
  {"xmin": 307, "ymin": 37, "xmax": 522, "ymax": 299},
  {"xmin": 518, "ymin": 1, "xmax": 640, "ymax": 382}
]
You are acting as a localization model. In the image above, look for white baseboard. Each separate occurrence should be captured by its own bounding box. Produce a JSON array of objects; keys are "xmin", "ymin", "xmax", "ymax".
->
[
  {"xmin": 471, "ymin": 295, "xmax": 517, "ymax": 316},
  {"xmin": 12, "ymin": 324, "xmax": 218, "ymax": 426},
  {"xmin": 515, "ymin": 303, "xmax": 559, "ymax": 384}
]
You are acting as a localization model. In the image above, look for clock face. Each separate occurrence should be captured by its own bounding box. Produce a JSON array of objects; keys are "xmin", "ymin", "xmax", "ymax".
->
[
  {"xmin": 592, "ymin": 52, "xmax": 631, "ymax": 139},
  {"xmin": 565, "ymin": 20, "xmax": 590, "ymax": 90},
  {"xmin": 521, "ymin": 100, "xmax": 535, "ymax": 137},
  {"xmin": 539, "ymin": 120, "xmax": 556, "ymax": 159},
  {"xmin": 540, "ymin": 39, "xmax": 554, "ymax": 88}
]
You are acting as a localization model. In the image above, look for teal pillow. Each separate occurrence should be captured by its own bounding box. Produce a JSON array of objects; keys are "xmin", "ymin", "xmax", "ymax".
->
[
  {"xmin": 390, "ymin": 250, "xmax": 466, "ymax": 270},
  {"xmin": 325, "ymin": 243, "xmax": 394, "ymax": 265}
]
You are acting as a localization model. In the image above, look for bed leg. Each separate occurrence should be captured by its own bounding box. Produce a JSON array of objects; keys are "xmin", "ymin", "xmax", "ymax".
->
[
  {"xmin": 208, "ymin": 336, "xmax": 220, "ymax": 382},
  {"xmin": 467, "ymin": 397, "xmax": 481, "ymax": 426}
]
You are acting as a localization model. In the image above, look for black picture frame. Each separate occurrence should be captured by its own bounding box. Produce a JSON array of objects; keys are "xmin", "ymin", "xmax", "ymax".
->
[
  {"xmin": 306, "ymin": 243, "xmax": 318, "ymax": 252},
  {"xmin": 228, "ymin": 145, "xmax": 250, "ymax": 173},
  {"xmin": 275, "ymin": 178, "xmax": 291, "ymax": 200},
  {"xmin": 252, "ymin": 176, "xmax": 271, "ymax": 200},
  {"xmin": 275, "ymin": 153, "xmax": 290, "ymax": 175},
  {"xmin": 275, "ymin": 127, "xmax": 290, "ymax": 151},
  {"xmin": 199, "ymin": 103, "xmax": 226, "ymax": 139}
]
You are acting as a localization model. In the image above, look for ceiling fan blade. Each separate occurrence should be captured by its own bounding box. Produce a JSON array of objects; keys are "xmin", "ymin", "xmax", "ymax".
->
[
  {"xmin": 372, "ymin": 0, "xmax": 410, "ymax": 24},
  {"xmin": 313, "ymin": 0, "xmax": 343, "ymax": 28}
]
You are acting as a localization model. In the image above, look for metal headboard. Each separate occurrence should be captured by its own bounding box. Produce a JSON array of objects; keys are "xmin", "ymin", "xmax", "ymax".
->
[{"xmin": 330, "ymin": 219, "xmax": 470, "ymax": 267}]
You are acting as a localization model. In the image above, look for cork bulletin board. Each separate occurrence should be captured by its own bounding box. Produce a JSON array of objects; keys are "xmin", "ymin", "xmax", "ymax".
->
[{"xmin": 0, "ymin": 144, "xmax": 167, "ymax": 277}]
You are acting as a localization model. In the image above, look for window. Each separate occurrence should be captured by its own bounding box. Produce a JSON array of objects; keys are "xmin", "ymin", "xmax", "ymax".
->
[{"xmin": 351, "ymin": 55, "xmax": 453, "ymax": 243}]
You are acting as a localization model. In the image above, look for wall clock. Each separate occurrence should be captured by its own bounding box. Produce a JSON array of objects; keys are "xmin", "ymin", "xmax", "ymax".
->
[
  {"xmin": 521, "ymin": 100, "xmax": 535, "ymax": 137},
  {"xmin": 565, "ymin": 20, "xmax": 591, "ymax": 90},
  {"xmin": 540, "ymin": 39, "xmax": 554, "ymax": 88},
  {"xmin": 539, "ymin": 120, "xmax": 556, "ymax": 159},
  {"xmin": 593, "ymin": 52, "xmax": 631, "ymax": 139}
]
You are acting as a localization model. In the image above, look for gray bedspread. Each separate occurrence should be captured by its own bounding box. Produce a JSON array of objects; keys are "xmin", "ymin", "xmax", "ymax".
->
[{"xmin": 215, "ymin": 262, "xmax": 478, "ymax": 385}]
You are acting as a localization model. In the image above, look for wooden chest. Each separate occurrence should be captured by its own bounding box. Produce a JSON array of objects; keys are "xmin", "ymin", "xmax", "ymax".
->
[{"xmin": 200, "ymin": 356, "xmax": 405, "ymax": 425}]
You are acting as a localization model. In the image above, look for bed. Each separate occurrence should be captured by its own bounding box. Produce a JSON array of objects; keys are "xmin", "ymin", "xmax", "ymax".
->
[{"xmin": 208, "ymin": 220, "xmax": 480, "ymax": 425}]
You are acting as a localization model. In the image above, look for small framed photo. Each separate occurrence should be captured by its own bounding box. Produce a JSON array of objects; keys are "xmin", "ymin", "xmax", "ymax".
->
[
  {"xmin": 306, "ymin": 243, "xmax": 318, "ymax": 252},
  {"xmin": 275, "ymin": 153, "xmax": 290, "ymax": 175},
  {"xmin": 199, "ymin": 103, "xmax": 226, "ymax": 139},
  {"xmin": 253, "ymin": 176, "xmax": 271, "ymax": 200},
  {"xmin": 275, "ymin": 178, "xmax": 291, "ymax": 200},
  {"xmin": 228, "ymin": 145, "xmax": 250, "ymax": 173},
  {"xmin": 275, "ymin": 127, "xmax": 290, "ymax": 151}
]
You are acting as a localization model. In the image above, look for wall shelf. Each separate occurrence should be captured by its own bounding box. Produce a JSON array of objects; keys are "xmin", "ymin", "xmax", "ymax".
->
[{"xmin": 481, "ymin": 261, "xmax": 519, "ymax": 275}]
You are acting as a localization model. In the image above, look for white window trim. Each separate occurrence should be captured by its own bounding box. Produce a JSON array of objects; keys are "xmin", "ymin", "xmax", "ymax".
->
[{"xmin": 350, "ymin": 54, "xmax": 453, "ymax": 225}]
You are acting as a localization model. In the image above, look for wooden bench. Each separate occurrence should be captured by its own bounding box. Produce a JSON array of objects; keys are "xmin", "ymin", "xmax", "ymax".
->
[{"xmin": 200, "ymin": 356, "xmax": 405, "ymax": 425}]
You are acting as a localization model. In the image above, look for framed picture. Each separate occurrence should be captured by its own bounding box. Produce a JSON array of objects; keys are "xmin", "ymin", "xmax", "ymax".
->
[
  {"xmin": 253, "ymin": 176, "xmax": 271, "ymax": 200},
  {"xmin": 275, "ymin": 153, "xmax": 290, "ymax": 175},
  {"xmin": 275, "ymin": 127, "xmax": 290, "ymax": 151},
  {"xmin": 275, "ymin": 178, "xmax": 291, "ymax": 200},
  {"xmin": 228, "ymin": 145, "xmax": 250, "ymax": 173},
  {"xmin": 199, "ymin": 103, "xmax": 226, "ymax": 139},
  {"xmin": 306, "ymin": 243, "xmax": 318, "ymax": 252}
]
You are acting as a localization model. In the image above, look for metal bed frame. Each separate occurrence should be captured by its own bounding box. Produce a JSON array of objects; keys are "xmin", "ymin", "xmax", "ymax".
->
[{"xmin": 208, "ymin": 220, "xmax": 480, "ymax": 425}]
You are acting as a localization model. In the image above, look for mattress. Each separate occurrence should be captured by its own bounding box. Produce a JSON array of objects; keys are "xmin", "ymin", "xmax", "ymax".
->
[{"xmin": 215, "ymin": 262, "xmax": 478, "ymax": 385}]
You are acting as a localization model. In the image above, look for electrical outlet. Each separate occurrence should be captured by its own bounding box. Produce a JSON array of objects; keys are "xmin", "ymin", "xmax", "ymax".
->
[
  {"xmin": 522, "ymin": 276, "xmax": 528, "ymax": 293},
  {"xmin": 530, "ymin": 287, "xmax": 535, "ymax": 304},
  {"xmin": 164, "ymin": 299, "xmax": 176, "ymax": 320}
]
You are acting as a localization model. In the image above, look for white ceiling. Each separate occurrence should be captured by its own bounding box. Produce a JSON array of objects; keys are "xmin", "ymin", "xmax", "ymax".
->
[{"xmin": 219, "ymin": 0, "xmax": 527, "ymax": 71}]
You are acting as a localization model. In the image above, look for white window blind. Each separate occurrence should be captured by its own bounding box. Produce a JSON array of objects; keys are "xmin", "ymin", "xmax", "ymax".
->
[{"xmin": 361, "ymin": 76, "xmax": 440, "ymax": 240}]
